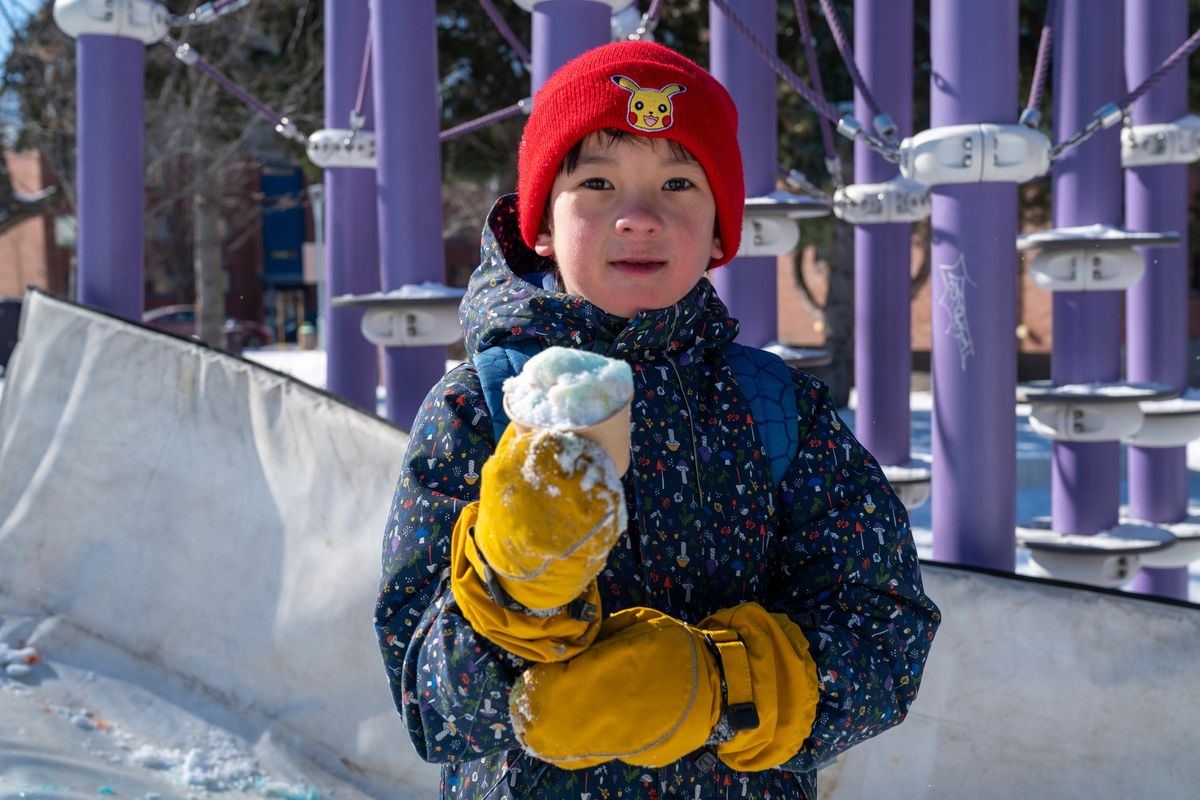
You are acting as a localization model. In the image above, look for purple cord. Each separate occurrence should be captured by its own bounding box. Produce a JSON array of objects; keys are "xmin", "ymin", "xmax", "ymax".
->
[
  {"xmin": 1025, "ymin": 0, "xmax": 1056, "ymax": 113},
  {"xmin": 440, "ymin": 100, "xmax": 527, "ymax": 143},
  {"xmin": 479, "ymin": 0, "xmax": 531, "ymax": 67},
  {"xmin": 816, "ymin": 0, "xmax": 885, "ymax": 125},
  {"xmin": 1119, "ymin": 25, "xmax": 1200, "ymax": 110},
  {"xmin": 1053, "ymin": 23, "xmax": 1200, "ymax": 159},
  {"xmin": 793, "ymin": 0, "xmax": 837, "ymax": 164},
  {"xmin": 191, "ymin": 55, "xmax": 288, "ymax": 127},
  {"xmin": 170, "ymin": 40, "xmax": 303, "ymax": 141},
  {"xmin": 708, "ymin": 0, "xmax": 840, "ymax": 125},
  {"xmin": 353, "ymin": 22, "xmax": 372, "ymax": 122}
]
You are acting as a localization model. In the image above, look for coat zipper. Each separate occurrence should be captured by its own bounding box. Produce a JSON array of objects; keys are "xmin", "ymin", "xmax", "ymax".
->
[{"xmin": 666, "ymin": 356, "xmax": 704, "ymax": 503}]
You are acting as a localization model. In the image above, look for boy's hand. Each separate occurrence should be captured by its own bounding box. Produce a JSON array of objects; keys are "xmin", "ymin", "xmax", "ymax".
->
[
  {"xmin": 450, "ymin": 424, "xmax": 626, "ymax": 661},
  {"xmin": 508, "ymin": 603, "xmax": 820, "ymax": 771}
]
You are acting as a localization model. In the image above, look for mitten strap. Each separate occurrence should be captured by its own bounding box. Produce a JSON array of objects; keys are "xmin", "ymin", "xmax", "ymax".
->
[
  {"xmin": 469, "ymin": 526, "xmax": 598, "ymax": 622},
  {"xmin": 703, "ymin": 629, "xmax": 760, "ymax": 732}
]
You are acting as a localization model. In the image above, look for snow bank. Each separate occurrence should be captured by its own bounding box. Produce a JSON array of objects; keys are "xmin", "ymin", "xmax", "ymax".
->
[{"xmin": 0, "ymin": 291, "xmax": 438, "ymax": 795}]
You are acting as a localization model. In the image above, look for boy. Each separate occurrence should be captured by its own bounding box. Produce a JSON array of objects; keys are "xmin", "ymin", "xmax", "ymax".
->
[{"xmin": 376, "ymin": 41, "xmax": 939, "ymax": 799}]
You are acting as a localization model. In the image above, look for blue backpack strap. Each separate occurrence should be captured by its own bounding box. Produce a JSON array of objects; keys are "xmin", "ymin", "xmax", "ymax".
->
[
  {"xmin": 474, "ymin": 345, "xmax": 534, "ymax": 445},
  {"xmin": 721, "ymin": 342, "xmax": 799, "ymax": 487}
]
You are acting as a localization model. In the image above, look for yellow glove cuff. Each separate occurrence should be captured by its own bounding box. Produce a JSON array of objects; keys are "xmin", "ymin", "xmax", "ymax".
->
[{"xmin": 451, "ymin": 502, "xmax": 601, "ymax": 663}]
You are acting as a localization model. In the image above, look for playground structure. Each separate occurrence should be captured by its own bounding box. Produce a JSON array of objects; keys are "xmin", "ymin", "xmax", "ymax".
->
[
  {"xmin": 44, "ymin": 0, "xmax": 1200, "ymax": 599},
  {"xmin": 0, "ymin": 0, "xmax": 1198, "ymax": 794}
]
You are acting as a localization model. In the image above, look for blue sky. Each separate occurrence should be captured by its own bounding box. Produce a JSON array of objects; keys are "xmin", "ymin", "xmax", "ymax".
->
[{"xmin": 0, "ymin": 0, "xmax": 40, "ymax": 62}]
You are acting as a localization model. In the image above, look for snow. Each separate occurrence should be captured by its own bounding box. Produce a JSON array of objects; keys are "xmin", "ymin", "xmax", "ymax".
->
[
  {"xmin": 0, "ymin": 609, "xmax": 367, "ymax": 799},
  {"xmin": 1048, "ymin": 382, "xmax": 1166, "ymax": 397},
  {"xmin": 332, "ymin": 282, "xmax": 466, "ymax": 302},
  {"xmin": 1016, "ymin": 223, "xmax": 1179, "ymax": 251},
  {"xmin": 1141, "ymin": 389, "xmax": 1200, "ymax": 414},
  {"xmin": 503, "ymin": 346, "xmax": 633, "ymax": 429}
]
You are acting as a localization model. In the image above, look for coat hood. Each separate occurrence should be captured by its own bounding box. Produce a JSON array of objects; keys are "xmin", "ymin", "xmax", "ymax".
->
[{"xmin": 460, "ymin": 194, "xmax": 740, "ymax": 364}]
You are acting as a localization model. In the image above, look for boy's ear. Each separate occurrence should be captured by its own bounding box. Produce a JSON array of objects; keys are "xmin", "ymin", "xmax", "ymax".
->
[
  {"xmin": 534, "ymin": 229, "xmax": 555, "ymax": 258},
  {"xmin": 710, "ymin": 234, "xmax": 724, "ymax": 262}
]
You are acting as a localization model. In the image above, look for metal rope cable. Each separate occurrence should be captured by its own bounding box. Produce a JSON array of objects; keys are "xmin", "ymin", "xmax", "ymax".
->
[
  {"xmin": 1050, "ymin": 25, "xmax": 1200, "ymax": 160},
  {"xmin": 344, "ymin": 22, "xmax": 373, "ymax": 146},
  {"xmin": 479, "ymin": 0, "xmax": 532, "ymax": 67},
  {"xmin": 792, "ymin": 0, "xmax": 840, "ymax": 187},
  {"xmin": 814, "ymin": 0, "xmax": 890, "ymax": 138},
  {"xmin": 708, "ymin": 0, "xmax": 899, "ymax": 163},
  {"xmin": 163, "ymin": 35, "xmax": 306, "ymax": 144},
  {"xmin": 168, "ymin": 0, "xmax": 253, "ymax": 27},
  {"xmin": 777, "ymin": 164, "xmax": 831, "ymax": 201},
  {"xmin": 627, "ymin": 0, "xmax": 665, "ymax": 41},
  {"xmin": 440, "ymin": 99, "xmax": 530, "ymax": 142},
  {"xmin": 1022, "ymin": 0, "xmax": 1057, "ymax": 125},
  {"xmin": 1119, "ymin": 25, "xmax": 1200, "ymax": 110}
]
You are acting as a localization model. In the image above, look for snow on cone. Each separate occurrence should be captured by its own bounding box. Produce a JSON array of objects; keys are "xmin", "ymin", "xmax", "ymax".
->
[{"xmin": 502, "ymin": 346, "xmax": 634, "ymax": 477}]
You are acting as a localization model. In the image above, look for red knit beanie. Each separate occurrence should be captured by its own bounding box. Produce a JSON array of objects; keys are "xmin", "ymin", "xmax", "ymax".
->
[{"xmin": 517, "ymin": 41, "xmax": 744, "ymax": 268}]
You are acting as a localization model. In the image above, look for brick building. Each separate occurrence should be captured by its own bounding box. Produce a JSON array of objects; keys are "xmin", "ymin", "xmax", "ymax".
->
[{"xmin": 0, "ymin": 151, "xmax": 70, "ymax": 300}]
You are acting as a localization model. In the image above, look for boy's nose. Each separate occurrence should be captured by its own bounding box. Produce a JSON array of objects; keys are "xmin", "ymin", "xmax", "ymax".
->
[{"xmin": 615, "ymin": 205, "xmax": 662, "ymax": 236}]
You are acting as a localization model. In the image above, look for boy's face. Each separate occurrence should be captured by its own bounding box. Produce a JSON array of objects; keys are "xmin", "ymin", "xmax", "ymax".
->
[{"xmin": 534, "ymin": 133, "xmax": 724, "ymax": 319}]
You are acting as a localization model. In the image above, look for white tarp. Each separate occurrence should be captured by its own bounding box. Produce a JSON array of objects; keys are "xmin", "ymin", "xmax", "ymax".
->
[
  {"xmin": 820, "ymin": 563, "xmax": 1200, "ymax": 799},
  {"xmin": 0, "ymin": 291, "xmax": 439, "ymax": 796}
]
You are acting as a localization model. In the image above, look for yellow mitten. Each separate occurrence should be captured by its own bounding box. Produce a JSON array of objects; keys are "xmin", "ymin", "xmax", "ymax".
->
[
  {"xmin": 509, "ymin": 604, "xmax": 820, "ymax": 771},
  {"xmin": 509, "ymin": 607, "xmax": 722, "ymax": 769},
  {"xmin": 451, "ymin": 424, "xmax": 627, "ymax": 661}
]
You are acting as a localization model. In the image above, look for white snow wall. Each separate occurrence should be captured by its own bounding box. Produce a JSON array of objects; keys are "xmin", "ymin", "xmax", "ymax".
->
[
  {"xmin": 822, "ymin": 563, "xmax": 1200, "ymax": 799},
  {"xmin": 0, "ymin": 291, "xmax": 440, "ymax": 795}
]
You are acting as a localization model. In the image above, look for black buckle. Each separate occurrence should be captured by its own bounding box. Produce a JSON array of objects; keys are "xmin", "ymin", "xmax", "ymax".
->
[
  {"xmin": 566, "ymin": 597, "xmax": 598, "ymax": 622},
  {"xmin": 726, "ymin": 702, "xmax": 761, "ymax": 732},
  {"xmin": 471, "ymin": 527, "xmax": 596, "ymax": 621}
]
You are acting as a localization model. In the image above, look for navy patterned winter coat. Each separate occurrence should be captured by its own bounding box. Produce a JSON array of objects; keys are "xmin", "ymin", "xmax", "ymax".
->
[{"xmin": 375, "ymin": 195, "xmax": 940, "ymax": 799}]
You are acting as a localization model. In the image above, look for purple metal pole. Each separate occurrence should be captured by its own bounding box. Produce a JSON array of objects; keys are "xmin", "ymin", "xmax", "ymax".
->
[
  {"xmin": 853, "ymin": 0, "xmax": 913, "ymax": 467},
  {"xmin": 531, "ymin": 1, "xmax": 611, "ymax": 90},
  {"xmin": 928, "ymin": 0, "xmax": 1017, "ymax": 570},
  {"xmin": 1050, "ymin": 0, "xmax": 1124, "ymax": 536},
  {"xmin": 372, "ymin": 0, "xmax": 448, "ymax": 427},
  {"xmin": 709, "ymin": 0, "xmax": 777, "ymax": 348},
  {"xmin": 324, "ymin": 0, "xmax": 379, "ymax": 412},
  {"xmin": 1125, "ymin": 0, "xmax": 1190, "ymax": 599},
  {"xmin": 75, "ymin": 36, "xmax": 144, "ymax": 320}
]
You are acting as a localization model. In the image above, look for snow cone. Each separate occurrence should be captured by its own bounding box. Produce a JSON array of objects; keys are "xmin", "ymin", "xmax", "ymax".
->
[{"xmin": 501, "ymin": 347, "xmax": 634, "ymax": 476}]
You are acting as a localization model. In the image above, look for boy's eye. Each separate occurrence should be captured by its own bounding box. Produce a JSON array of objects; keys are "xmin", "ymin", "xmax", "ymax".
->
[
  {"xmin": 663, "ymin": 178, "xmax": 694, "ymax": 191},
  {"xmin": 581, "ymin": 177, "xmax": 613, "ymax": 190}
]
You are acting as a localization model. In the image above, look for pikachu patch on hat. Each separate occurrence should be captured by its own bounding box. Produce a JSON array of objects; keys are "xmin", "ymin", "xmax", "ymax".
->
[{"xmin": 612, "ymin": 75, "xmax": 686, "ymax": 131}]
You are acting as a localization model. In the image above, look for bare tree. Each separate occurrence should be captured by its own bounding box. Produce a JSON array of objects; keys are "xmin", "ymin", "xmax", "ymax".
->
[{"xmin": 1, "ymin": 0, "xmax": 321, "ymax": 346}]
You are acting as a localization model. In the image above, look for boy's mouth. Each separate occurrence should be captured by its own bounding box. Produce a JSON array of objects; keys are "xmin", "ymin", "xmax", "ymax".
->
[{"xmin": 610, "ymin": 258, "xmax": 667, "ymax": 273}]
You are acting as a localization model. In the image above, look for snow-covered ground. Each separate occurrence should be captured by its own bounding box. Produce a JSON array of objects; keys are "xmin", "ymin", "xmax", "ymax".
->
[{"xmin": 0, "ymin": 609, "xmax": 373, "ymax": 799}]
